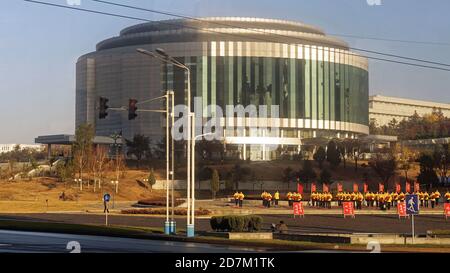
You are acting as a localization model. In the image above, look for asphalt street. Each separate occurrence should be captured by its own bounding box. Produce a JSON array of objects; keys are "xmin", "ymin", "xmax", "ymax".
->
[
  {"xmin": 1, "ymin": 213, "xmax": 448, "ymax": 235},
  {"xmin": 0, "ymin": 229, "xmax": 261, "ymax": 253}
]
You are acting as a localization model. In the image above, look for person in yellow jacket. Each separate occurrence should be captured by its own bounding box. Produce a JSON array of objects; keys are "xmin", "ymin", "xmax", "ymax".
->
[
  {"xmin": 435, "ymin": 190, "xmax": 441, "ymax": 206},
  {"xmin": 424, "ymin": 192, "xmax": 430, "ymax": 208},
  {"xmin": 238, "ymin": 192, "xmax": 245, "ymax": 208},
  {"xmin": 261, "ymin": 191, "xmax": 268, "ymax": 207},
  {"xmin": 398, "ymin": 192, "xmax": 406, "ymax": 203},
  {"xmin": 286, "ymin": 192, "xmax": 293, "ymax": 207},
  {"xmin": 233, "ymin": 191, "xmax": 239, "ymax": 206},
  {"xmin": 419, "ymin": 192, "xmax": 425, "ymax": 207},
  {"xmin": 356, "ymin": 192, "xmax": 363, "ymax": 210},
  {"xmin": 311, "ymin": 192, "xmax": 317, "ymax": 207},
  {"xmin": 444, "ymin": 191, "xmax": 450, "ymax": 203},
  {"xmin": 392, "ymin": 192, "xmax": 399, "ymax": 207},
  {"xmin": 274, "ymin": 191, "xmax": 280, "ymax": 206},
  {"xmin": 266, "ymin": 193, "xmax": 272, "ymax": 208},
  {"xmin": 430, "ymin": 191, "xmax": 437, "ymax": 209},
  {"xmin": 385, "ymin": 193, "xmax": 392, "ymax": 210},
  {"xmin": 326, "ymin": 192, "xmax": 333, "ymax": 209}
]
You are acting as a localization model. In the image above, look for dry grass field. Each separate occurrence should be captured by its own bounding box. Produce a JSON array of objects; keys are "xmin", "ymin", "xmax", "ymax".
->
[{"xmin": 0, "ymin": 170, "xmax": 172, "ymax": 213}]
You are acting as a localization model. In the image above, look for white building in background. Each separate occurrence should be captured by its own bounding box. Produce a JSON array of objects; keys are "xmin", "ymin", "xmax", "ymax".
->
[
  {"xmin": 0, "ymin": 144, "xmax": 45, "ymax": 154},
  {"xmin": 369, "ymin": 95, "xmax": 450, "ymax": 126}
]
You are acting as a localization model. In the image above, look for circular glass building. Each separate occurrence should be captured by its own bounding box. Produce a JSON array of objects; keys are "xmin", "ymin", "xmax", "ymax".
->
[{"xmin": 76, "ymin": 17, "xmax": 369, "ymax": 160}]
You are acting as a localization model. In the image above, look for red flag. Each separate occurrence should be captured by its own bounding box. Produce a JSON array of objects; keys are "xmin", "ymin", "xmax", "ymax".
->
[
  {"xmin": 337, "ymin": 183, "xmax": 343, "ymax": 192},
  {"xmin": 395, "ymin": 183, "xmax": 401, "ymax": 193},
  {"xmin": 323, "ymin": 183, "xmax": 329, "ymax": 193},
  {"xmin": 414, "ymin": 182, "xmax": 420, "ymax": 192},
  {"xmin": 311, "ymin": 183, "xmax": 317, "ymax": 193},
  {"xmin": 379, "ymin": 183, "xmax": 385, "ymax": 193},
  {"xmin": 363, "ymin": 183, "xmax": 368, "ymax": 193},
  {"xmin": 406, "ymin": 181, "xmax": 411, "ymax": 193},
  {"xmin": 353, "ymin": 183, "xmax": 359, "ymax": 193},
  {"xmin": 297, "ymin": 183, "xmax": 304, "ymax": 194}
]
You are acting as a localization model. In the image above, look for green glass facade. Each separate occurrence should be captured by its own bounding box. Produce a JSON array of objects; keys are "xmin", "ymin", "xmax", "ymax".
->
[{"xmin": 164, "ymin": 56, "xmax": 369, "ymax": 126}]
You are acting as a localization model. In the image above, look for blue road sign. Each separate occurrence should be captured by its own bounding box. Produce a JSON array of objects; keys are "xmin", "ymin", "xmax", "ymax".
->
[
  {"xmin": 406, "ymin": 194, "xmax": 419, "ymax": 215},
  {"xmin": 103, "ymin": 193, "xmax": 111, "ymax": 202}
]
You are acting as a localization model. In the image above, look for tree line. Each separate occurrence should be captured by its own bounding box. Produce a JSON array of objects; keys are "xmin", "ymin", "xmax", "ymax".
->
[{"xmin": 370, "ymin": 109, "xmax": 450, "ymax": 140}]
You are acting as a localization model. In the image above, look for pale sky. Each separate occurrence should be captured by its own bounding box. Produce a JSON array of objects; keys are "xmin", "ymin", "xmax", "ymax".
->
[{"xmin": 1, "ymin": 0, "xmax": 449, "ymax": 143}]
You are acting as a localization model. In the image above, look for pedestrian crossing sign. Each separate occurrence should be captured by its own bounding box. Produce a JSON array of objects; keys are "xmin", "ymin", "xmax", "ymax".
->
[{"xmin": 406, "ymin": 194, "xmax": 419, "ymax": 215}]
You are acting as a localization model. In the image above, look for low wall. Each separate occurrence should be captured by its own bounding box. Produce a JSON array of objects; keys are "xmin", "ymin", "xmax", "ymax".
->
[
  {"xmin": 351, "ymin": 236, "xmax": 450, "ymax": 245},
  {"xmin": 152, "ymin": 180, "xmax": 296, "ymax": 191},
  {"xmin": 152, "ymin": 180, "xmax": 363, "ymax": 191},
  {"xmin": 228, "ymin": 232, "xmax": 273, "ymax": 240}
]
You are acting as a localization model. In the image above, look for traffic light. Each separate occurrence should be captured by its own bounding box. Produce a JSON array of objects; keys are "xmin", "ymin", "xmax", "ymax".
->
[
  {"xmin": 99, "ymin": 97, "xmax": 109, "ymax": 119},
  {"xmin": 128, "ymin": 99, "xmax": 138, "ymax": 120}
]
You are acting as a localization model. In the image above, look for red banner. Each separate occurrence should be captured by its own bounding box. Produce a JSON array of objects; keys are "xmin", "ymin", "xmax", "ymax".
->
[
  {"xmin": 323, "ymin": 183, "xmax": 329, "ymax": 193},
  {"xmin": 414, "ymin": 182, "xmax": 420, "ymax": 192},
  {"xmin": 297, "ymin": 183, "xmax": 304, "ymax": 195},
  {"xmin": 398, "ymin": 202, "xmax": 407, "ymax": 217},
  {"xmin": 395, "ymin": 183, "xmax": 401, "ymax": 193},
  {"xmin": 311, "ymin": 183, "xmax": 317, "ymax": 193},
  {"xmin": 363, "ymin": 183, "xmax": 368, "ymax": 193},
  {"xmin": 379, "ymin": 183, "xmax": 385, "ymax": 193},
  {"xmin": 293, "ymin": 202, "xmax": 304, "ymax": 216},
  {"xmin": 406, "ymin": 182, "xmax": 411, "ymax": 193},
  {"xmin": 343, "ymin": 202, "xmax": 355, "ymax": 217},
  {"xmin": 353, "ymin": 183, "xmax": 359, "ymax": 193},
  {"xmin": 445, "ymin": 204, "xmax": 450, "ymax": 218},
  {"xmin": 337, "ymin": 183, "xmax": 343, "ymax": 192}
]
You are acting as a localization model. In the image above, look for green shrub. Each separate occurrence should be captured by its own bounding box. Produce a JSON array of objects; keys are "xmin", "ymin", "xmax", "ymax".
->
[{"xmin": 210, "ymin": 215, "xmax": 263, "ymax": 232}]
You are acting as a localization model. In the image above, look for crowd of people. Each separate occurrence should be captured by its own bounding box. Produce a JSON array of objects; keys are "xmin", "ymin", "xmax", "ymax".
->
[
  {"xmin": 232, "ymin": 190, "xmax": 450, "ymax": 210},
  {"xmin": 310, "ymin": 192, "xmax": 333, "ymax": 209}
]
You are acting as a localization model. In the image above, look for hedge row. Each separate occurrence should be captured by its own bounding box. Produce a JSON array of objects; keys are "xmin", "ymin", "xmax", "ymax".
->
[
  {"xmin": 210, "ymin": 215, "xmax": 263, "ymax": 232},
  {"xmin": 137, "ymin": 199, "xmax": 184, "ymax": 207}
]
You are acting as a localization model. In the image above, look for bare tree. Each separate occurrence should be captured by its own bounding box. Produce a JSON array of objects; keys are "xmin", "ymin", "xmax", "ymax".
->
[
  {"xmin": 92, "ymin": 146, "xmax": 110, "ymax": 192},
  {"xmin": 72, "ymin": 123, "xmax": 94, "ymax": 191}
]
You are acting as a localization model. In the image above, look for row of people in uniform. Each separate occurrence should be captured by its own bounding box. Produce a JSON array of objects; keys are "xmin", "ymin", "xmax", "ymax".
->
[
  {"xmin": 234, "ymin": 190, "xmax": 450, "ymax": 209},
  {"xmin": 310, "ymin": 192, "xmax": 333, "ymax": 209},
  {"xmin": 232, "ymin": 192, "xmax": 245, "ymax": 207},
  {"xmin": 260, "ymin": 191, "xmax": 282, "ymax": 208},
  {"xmin": 286, "ymin": 192, "xmax": 302, "ymax": 206}
]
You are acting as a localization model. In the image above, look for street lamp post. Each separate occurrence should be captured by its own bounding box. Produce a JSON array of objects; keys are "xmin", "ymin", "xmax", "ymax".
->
[
  {"xmin": 136, "ymin": 48, "xmax": 193, "ymax": 237},
  {"xmin": 110, "ymin": 132, "xmax": 121, "ymax": 197},
  {"xmin": 110, "ymin": 180, "xmax": 118, "ymax": 208}
]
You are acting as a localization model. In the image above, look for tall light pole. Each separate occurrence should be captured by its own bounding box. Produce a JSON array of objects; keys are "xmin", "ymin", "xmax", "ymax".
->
[
  {"xmin": 110, "ymin": 132, "xmax": 121, "ymax": 196},
  {"xmin": 137, "ymin": 48, "xmax": 189, "ymax": 235}
]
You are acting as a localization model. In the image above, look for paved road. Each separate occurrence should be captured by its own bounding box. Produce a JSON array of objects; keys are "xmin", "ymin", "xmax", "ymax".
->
[
  {"xmin": 0, "ymin": 230, "xmax": 262, "ymax": 253},
  {"xmin": 1, "ymin": 212, "xmax": 449, "ymax": 235}
]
